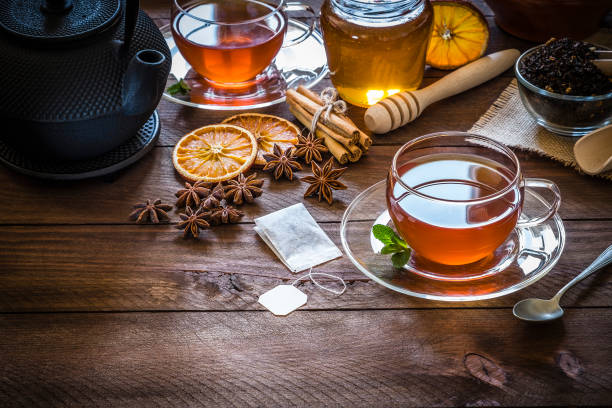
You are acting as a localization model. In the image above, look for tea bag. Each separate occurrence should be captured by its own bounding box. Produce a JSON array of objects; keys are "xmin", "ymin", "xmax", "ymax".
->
[
  {"xmin": 255, "ymin": 204, "xmax": 346, "ymax": 316},
  {"xmin": 254, "ymin": 203, "xmax": 342, "ymax": 273}
]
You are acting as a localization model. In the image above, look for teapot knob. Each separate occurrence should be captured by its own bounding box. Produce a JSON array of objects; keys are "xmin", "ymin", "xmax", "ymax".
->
[{"xmin": 41, "ymin": 0, "xmax": 73, "ymax": 14}]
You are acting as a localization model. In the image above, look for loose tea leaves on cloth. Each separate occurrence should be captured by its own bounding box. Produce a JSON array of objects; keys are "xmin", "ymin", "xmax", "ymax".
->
[{"xmin": 468, "ymin": 79, "xmax": 612, "ymax": 181}]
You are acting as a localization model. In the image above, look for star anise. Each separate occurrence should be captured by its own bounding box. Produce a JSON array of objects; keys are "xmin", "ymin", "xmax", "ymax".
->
[
  {"xmin": 294, "ymin": 133, "xmax": 328, "ymax": 163},
  {"xmin": 302, "ymin": 158, "xmax": 347, "ymax": 205},
  {"xmin": 129, "ymin": 199, "xmax": 173, "ymax": 224},
  {"xmin": 263, "ymin": 144, "xmax": 302, "ymax": 181},
  {"xmin": 201, "ymin": 183, "xmax": 225, "ymax": 209},
  {"xmin": 175, "ymin": 180, "xmax": 211, "ymax": 208},
  {"xmin": 224, "ymin": 173, "xmax": 264, "ymax": 205},
  {"xmin": 176, "ymin": 206, "xmax": 210, "ymax": 238},
  {"xmin": 208, "ymin": 201, "xmax": 244, "ymax": 225}
]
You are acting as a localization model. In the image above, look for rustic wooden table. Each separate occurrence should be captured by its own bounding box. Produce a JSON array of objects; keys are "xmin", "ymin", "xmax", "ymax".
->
[{"xmin": 1, "ymin": 1, "xmax": 611, "ymax": 406}]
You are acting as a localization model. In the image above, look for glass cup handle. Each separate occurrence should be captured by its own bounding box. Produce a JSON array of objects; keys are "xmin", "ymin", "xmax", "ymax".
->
[
  {"xmin": 516, "ymin": 178, "xmax": 562, "ymax": 228},
  {"xmin": 282, "ymin": 1, "xmax": 316, "ymax": 47}
]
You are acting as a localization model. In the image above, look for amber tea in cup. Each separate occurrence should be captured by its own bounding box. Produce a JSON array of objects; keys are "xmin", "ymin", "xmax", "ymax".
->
[
  {"xmin": 386, "ymin": 132, "xmax": 561, "ymax": 266},
  {"xmin": 172, "ymin": 0, "xmax": 290, "ymax": 85}
]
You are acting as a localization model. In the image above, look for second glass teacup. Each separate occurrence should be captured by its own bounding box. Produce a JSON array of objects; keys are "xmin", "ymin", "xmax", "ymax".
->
[
  {"xmin": 171, "ymin": 0, "xmax": 314, "ymax": 87},
  {"xmin": 386, "ymin": 132, "xmax": 561, "ymax": 267}
]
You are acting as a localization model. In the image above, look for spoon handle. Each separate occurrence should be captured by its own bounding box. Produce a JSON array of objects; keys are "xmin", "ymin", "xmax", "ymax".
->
[{"xmin": 554, "ymin": 244, "xmax": 612, "ymax": 301}]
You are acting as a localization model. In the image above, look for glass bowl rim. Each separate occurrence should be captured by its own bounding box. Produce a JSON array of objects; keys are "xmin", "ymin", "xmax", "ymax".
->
[
  {"xmin": 515, "ymin": 44, "xmax": 612, "ymax": 102},
  {"xmin": 172, "ymin": 0, "xmax": 285, "ymax": 26},
  {"xmin": 390, "ymin": 131, "xmax": 522, "ymax": 204}
]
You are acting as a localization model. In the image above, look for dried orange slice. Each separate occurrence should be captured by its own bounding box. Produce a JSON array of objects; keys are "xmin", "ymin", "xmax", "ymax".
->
[
  {"xmin": 222, "ymin": 113, "xmax": 300, "ymax": 166},
  {"xmin": 172, "ymin": 124, "xmax": 258, "ymax": 182},
  {"xmin": 426, "ymin": 0, "xmax": 489, "ymax": 70}
]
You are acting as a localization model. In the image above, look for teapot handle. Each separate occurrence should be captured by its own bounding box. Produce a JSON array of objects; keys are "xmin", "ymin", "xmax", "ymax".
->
[{"xmin": 123, "ymin": 0, "xmax": 139, "ymax": 49}]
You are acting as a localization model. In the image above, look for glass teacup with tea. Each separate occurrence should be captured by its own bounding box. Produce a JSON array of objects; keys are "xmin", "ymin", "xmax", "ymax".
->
[
  {"xmin": 171, "ymin": 0, "xmax": 314, "ymax": 92},
  {"xmin": 386, "ymin": 132, "xmax": 561, "ymax": 279}
]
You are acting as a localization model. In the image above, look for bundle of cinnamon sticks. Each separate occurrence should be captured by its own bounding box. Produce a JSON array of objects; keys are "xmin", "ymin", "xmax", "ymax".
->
[{"xmin": 286, "ymin": 86, "xmax": 372, "ymax": 164}]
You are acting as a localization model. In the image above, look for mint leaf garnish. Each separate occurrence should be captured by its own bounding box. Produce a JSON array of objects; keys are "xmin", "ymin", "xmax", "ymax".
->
[
  {"xmin": 166, "ymin": 78, "xmax": 191, "ymax": 96},
  {"xmin": 391, "ymin": 252, "xmax": 410, "ymax": 269},
  {"xmin": 372, "ymin": 224, "xmax": 411, "ymax": 268},
  {"xmin": 372, "ymin": 224, "xmax": 397, "ymax": 245}
]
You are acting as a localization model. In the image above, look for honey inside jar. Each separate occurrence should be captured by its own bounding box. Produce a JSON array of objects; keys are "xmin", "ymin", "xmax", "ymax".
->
[{"xmin": 320, "ymin": 0, "xmax": 434, "ymax": 107}]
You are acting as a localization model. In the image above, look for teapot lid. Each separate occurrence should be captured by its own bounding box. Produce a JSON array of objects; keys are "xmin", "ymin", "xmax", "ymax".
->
[{"xmin": 0, "ymin": 0, "xmax": 121, "ymax": 44}]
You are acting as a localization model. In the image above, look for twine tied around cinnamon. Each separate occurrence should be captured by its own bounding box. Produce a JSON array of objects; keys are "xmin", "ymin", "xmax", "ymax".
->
[{"xmin": 309, "ymin": 87, "xmax": 348, "ymax": 135}]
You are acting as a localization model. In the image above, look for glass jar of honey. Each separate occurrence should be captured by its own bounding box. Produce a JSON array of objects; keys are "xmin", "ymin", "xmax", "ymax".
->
[{"xmin": 320, "ymin": 0, "xmax": 433, "ymax": 107}]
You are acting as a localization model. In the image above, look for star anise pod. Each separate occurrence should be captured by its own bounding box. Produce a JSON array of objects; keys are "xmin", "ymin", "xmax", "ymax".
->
[
  {"xmin": 129, "ymin": 199, "xmax": 173, "ymax": 224},
  {"xmin": 263, "ymin": 144, "xmax": 302, "ymax": 181},
  {"xmin": 176, "ymin": 206, "xmax": 210, "ymax": 238},
  {"xmin": 302, "ymin": 158, "xmax": 347, "ymax": 205},
  {"xmin": 208, "ymin": 201, "xmax": 244, "ymax": 225},
  {"xmin": 294, "ymin": 133, "xmax": 328, "ymax": 163},
  {"xmin": 224, "ymin": 173, "xmax": 264, "ymax": 205},
  {"xmin": 175, "ymin": 180, "xmax": 212, "ymax": 208},
  {"xmin": 201, "ymin": 183, "xmax": 225, "ymax": 209}
]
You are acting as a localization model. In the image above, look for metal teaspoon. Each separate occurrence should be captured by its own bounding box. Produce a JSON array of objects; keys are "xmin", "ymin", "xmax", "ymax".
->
[{"xmin": 513, "ymin": 244, "xmax": 612, "ymax": 322}]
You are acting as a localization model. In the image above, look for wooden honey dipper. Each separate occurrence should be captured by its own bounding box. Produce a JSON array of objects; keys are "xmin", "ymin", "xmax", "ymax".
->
[{"xmin": 364, "ymin": 49, "xmax": 520, "ymax": 133}]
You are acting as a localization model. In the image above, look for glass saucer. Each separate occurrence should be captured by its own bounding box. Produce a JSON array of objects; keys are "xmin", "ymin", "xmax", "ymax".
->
[
  {"xmin": 340, "ymin": 180, "xmax": 566, "ymax": 301},
  {"xmin": 160, "ymin": 19, "xmax": 328, "ymax": 110}
]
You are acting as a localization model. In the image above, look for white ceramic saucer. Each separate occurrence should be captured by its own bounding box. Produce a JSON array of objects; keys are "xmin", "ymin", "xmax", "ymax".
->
[
  {"xmin": 340, "ymin": 180, "xmax": 566, "ymax": 301},
  {"xmin": 160, "ymin": 19, "xmax": 328, "ymax": 110}
]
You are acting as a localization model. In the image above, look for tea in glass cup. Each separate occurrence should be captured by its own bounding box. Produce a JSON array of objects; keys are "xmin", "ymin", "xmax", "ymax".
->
[
  {"xmin": 171, "ymin": 0, "xmax": 314, "ymax": 86},
  {"xmin": 386, "ymin": 132, "xmax": 561, "ymax": 266}
]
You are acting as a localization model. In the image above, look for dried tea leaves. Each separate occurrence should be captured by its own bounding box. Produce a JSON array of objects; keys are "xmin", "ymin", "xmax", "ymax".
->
[{"xmin": 520, "ymin": 38, "xmax": 612, "ymax": 96}]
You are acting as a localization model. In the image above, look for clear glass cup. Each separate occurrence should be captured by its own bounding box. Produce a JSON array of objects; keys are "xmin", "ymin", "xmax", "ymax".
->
[
  {"xmin": 171, "ymin": 0, "xmax": 315, "ymax": 87},
  {"xmin": 386, "ymin": 132, "xmax": 561, "ymax": 266}
]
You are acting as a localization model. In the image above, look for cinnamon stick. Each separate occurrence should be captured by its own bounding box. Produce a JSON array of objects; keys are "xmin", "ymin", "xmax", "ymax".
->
[
  {"xmin": 286, "ymin": 89, "xmax": 360, "ymax": 144},
  {"xmin": 347, "ymin": 144, "xmax": 362, "ymax": 162},
  {"xmin": 297, "ymin": 85, "xmax": 372, "ymax": 151},
  {"xmin": 286, "ymin": 98, "xmax": 356, "ymax": 149},
  {"xmin": 289, "ymin": 105, "xmax": 349, "ymax": 164}
]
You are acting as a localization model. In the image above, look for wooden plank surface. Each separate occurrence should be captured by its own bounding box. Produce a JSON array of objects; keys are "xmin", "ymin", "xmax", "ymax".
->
[
  {"xmin": 1, "ymin": 0, "xmax": 611, "ymax": 406},
  {"xmin": 0, "ymin": 221, "xmax": 611, "ymax": 311},
  {"xmin": 1, "ymin": 309, "xmax": 611, "ymax": 407},
  {"xmin": 1, "ymin": 144, "xmax": 611, "ymax": 225}
]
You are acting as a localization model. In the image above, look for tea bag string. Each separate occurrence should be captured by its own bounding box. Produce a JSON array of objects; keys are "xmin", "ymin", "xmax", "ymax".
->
[
  {"xmin": 292, "ymin": 268, "xmax": 347, "ymax": 295},
  {"xmin": 310, "ymin": 87, "xmax": 347, "ymax": 134}
]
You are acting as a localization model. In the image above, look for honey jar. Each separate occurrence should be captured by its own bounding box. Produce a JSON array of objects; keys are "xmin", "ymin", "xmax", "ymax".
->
[{"xmin": 320, "ymin": 0, "xmax": 434, "ymax": 107}]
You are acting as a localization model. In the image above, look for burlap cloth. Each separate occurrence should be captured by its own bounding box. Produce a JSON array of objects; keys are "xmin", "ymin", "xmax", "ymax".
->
[{"xmin": 468, "ymin": 78, "xmax": 612, "ymax": 181}]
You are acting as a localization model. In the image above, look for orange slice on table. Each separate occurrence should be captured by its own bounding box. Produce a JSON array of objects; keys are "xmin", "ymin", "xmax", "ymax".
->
[
  {"xmin": 222, "ymin": 113, "xmax": 300, "ymax": 166},
  {"xmin": 426, "ymin": 0, "xmax": 489, "ymax": 70},
  {"xmin": 172, "ymin": 124, "xmax": 258, "ymax": 182}
]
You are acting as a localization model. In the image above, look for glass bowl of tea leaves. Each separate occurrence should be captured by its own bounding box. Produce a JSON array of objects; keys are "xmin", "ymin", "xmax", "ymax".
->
[{"xmin": 515, "ymin": 38, "xmax": 612, "ymax": 136}]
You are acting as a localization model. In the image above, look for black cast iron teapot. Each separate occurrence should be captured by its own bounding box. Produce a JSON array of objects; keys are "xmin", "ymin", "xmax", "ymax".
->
[{"xmin": 0, "ymin": 0, "xmax": 171, "ymax": 160}]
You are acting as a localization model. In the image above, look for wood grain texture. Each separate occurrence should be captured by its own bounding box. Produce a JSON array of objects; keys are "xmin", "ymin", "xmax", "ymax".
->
[
  {"xmin": 0, "ymin": 143, "xmax": 610, "ymax": 225},
  {"xmin": 0, "ymin": 1, "xmax": 610, "ymax": 406},
  {"xmin": 0, "ymin": 221, "xmax": 610, "ymax": 311},
  {"xmin": 1, "ymin": 309, "xmax": 611, "ymax": 407}
]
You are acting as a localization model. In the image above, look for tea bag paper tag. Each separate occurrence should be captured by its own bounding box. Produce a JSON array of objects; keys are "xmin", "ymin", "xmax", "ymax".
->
[
  {"xmin": 258, "ymin": 285, "xmax": 307, "ymax": 316},
  {"xmin": 259, "ymin": 270, "xmax": 347, "ymax": 316},
  {"xmin": 254, "ymin": 203, "xmax": 342, "ymax": 273}
]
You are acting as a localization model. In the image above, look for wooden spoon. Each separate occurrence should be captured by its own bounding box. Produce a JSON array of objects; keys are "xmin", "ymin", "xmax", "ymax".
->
[
  {"xmin": 364, "ymin": 49, "xmax": 520, "ymax": 134},
  {"xmin": 574, "ymin": 123, "xmax": 612, "ymax": 175}
]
